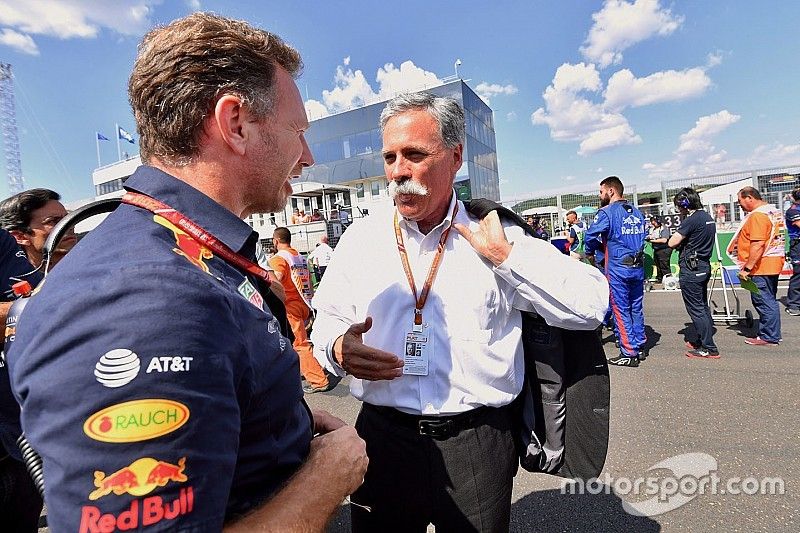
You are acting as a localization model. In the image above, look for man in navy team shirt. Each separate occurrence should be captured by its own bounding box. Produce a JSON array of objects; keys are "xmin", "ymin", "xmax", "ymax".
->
[{"xmin": 785, "ymin": 187, "xmax": 800, "ymax": 316}]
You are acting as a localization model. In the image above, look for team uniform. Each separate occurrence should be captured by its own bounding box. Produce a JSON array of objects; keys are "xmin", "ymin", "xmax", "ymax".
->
[
  {"xmin": 7, "ymin": 166, "xmax": 312, "ymax": 531},
  {"xmin": 585, "ymin": 201, "xmax": 648, "ymax": 360},
  {"xmin": 648, "ymin": 225, "xmax": 673, "ymax": 282},
  {"xmin": 674, "ymin": 211, "xmax": 719, "ymax": 355},
  {"xmin": 785, "ymin": 202, "xmax": 800, "ymax": 314},
  {"xmin": 269, "ymin": 248, "xmax": 329, "ymax": 389},
  {"xmin": 569, "ymin": 221, "xmax": 586, "ymax": 260}
]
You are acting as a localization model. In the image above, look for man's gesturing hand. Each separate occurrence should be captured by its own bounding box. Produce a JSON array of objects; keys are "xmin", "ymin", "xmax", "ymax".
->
[
  {"xmin": 453, "ymin": 210, "xmax": 512, "ymax": 266},
  {"xmin": 334, "ymin": 317, "xmax": 404, "ymax": 381}
]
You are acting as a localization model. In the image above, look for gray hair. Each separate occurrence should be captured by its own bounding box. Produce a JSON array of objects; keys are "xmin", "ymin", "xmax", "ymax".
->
[{"xmin": 379, "ymin": 92, "xmax": 465, "ymax": 148}]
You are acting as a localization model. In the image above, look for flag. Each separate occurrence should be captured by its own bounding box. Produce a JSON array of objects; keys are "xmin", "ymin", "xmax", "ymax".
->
[
  {"xmin": 118, "ymin": 126, "xmax": 135, "ymax": 144},
  {"xmin": 97, "ymin": 132, "xmax": 109, "ymax": 141}
]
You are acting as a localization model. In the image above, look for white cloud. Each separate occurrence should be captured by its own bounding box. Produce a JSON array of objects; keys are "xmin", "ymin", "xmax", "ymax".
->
[
  {"xmin": 306, "ymin": 59, "xmax": 445, "ymax": 117},
  {"xmin": 0, "ymin": 28, "xmax": 39, "ymax": 55},
  {"xmin": 564, "ymin": 175, "xmax": 577, "ymax": 181},
  {"xmin": 531, "ymin": 62, "xmax": 641, "ymax": 155},
  {"xmin": 580, "ymin": 0, "xmax": 684, "ymax": 68},
  {"xmin": 304, "ymin": 99, "xmax": 328, "ymax": 120},
  {"xmin": 185, "ymin": 0, "xmax": 201, "ymax": 11},
  {"xmin": 604, "ymin": 67, "xmax": 712, "ymax": 111},
  {"xmin": 506, "ymin": 111, "xmax": 517, "ymax": 122},
  {"xmin": 644, "ymin": 110, "xmax": 741, "ymax": 174},
  {"xmin": 475, "ymin": 82, "xmax": 518, "ymax": 104},
  {"xmin": 706, "ymin": 51, "xmax": 723, "ymax": 68},
  {"xmin": 596, "ymin": 167, "xmax": 604, "ymax": 173},
  {"xmin": 376, "ymin": 61, "xmax": 442, "ymax": 98}
]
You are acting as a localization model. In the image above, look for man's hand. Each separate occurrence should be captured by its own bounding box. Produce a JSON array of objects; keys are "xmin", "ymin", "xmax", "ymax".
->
[
  {"xmin": 312, "ymin": 409, "xmax": 346, "ymax": 435},
  {"xmin": 453, "ymin": 210, "xmax": 512, "ymax": 266},
  {"xmin": 737, "ymin": 269, "xmax": 751, "ymax": 282},
  {"xmin": 308, "ymin": 426, "xmax": 369, "ymax": 496},
  {"xmin": 334, "ymin": 317, "xmax": 404, "ymax": 381}
]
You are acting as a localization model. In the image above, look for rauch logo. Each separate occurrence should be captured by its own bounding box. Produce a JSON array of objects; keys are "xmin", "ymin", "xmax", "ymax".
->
[{"xmin": 83, "ymin": 399, "xmax": 189, "ymax": 443}]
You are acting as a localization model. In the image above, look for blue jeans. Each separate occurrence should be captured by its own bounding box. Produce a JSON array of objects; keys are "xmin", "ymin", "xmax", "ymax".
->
[
  {"xmin": 787, "ymin": 239, "xmax": 800, "ymax": 310},
  {"xmin": 751, "ymin": 275, "xmax": 781, "ymax": 342}
]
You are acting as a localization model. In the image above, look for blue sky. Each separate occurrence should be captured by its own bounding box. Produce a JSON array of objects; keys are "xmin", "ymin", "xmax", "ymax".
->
[{"xmin": 0, "ymin": 0, "xmax": 798, "ymax": 203}]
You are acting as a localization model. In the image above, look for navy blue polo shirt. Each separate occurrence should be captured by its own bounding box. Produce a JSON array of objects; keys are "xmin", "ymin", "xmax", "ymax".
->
[
  {"xmin": 7, "ymin": 166, "xmax": 312, "ymax": 531},
  {"xmin": 786, "ymin": 204, "xmax": 800, "ymax": 240},
  {"xmin": 0, "ymin": 229, "xmax": 43, "ymax": 458},
  {"xmin": 675, "ymin": 210, "xmax": 716, "ymax": 265}
]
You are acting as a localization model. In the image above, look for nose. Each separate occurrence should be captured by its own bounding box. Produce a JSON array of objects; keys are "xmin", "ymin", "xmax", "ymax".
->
[
  {"xmin": 385, "ymin": 155, "xmax": 409, "ymax": 182},
  {"xmin": 300, "ymin": 134, "xmax": 314, "ymax": 168}
]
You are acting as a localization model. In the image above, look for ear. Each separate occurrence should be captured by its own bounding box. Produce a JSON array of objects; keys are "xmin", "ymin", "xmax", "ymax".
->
[
  {"xmin": 450, "ymin": 143, "xmax": 463, "ymax": 173},
  {"xmin": 9, "ymin": 229, "xmax": 31, "ymax": 246},
  {"xmin": 212, "ymin": 94, "xmax": 251, "ymax": 156}
]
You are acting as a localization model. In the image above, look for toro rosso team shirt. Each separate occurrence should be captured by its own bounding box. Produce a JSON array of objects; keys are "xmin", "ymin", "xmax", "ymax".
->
[{"xmin": 7, "ymin": 165, "xmax": 312, "ymax": 531}]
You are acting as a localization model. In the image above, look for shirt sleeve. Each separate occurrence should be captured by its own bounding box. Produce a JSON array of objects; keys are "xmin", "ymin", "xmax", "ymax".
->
[
  {"xmin": 9, "ymin": 264, "xmax": 245, "ymax": 531},
  {"xmin": 787, "ymin": 207, "xmax": 800, "ymax": 224},
  {"xmin": 583, "ymin": 210, "xmax": 609, "ymax": 256},
  {"xmin": 675, "ymin": 215, "xmax": 695, "ymax": 237},
  {"xmin": 0, "ymin": 229, "xmax": 42, "ymax": 298},
  {"xmin": 492, "ymin": 222, "xmax": 609, "ymax": 330},
  {"xmin": 748, "ymin": 212, "xmax": 772, "ymax": 241}
]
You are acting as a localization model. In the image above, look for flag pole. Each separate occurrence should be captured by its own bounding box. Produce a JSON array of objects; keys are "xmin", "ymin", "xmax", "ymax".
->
[
  {"xmin": 96, "ymin": 133, "xmax": 101, "ymax": 168},
  {"xmin": 115, "ymin": 123, "xmax": 122, "ymax": 161}
]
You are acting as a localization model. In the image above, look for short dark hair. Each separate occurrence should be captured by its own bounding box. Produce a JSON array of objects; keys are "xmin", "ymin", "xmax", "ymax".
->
[
  {"xmin": 273, "ymin": 227, "xmax": 291, "ymax": 244},
  {"xmin": 129, "ymin": 12, "xmax": 302, "ymax": 166},
  {"xmin": 566, "ymin": 210, "xmax": 577, "ymax": 218},
  {"xmin": 791, "ymin": 187, "xmax": 800, "ymax": 202},
  {"xmin": 0, "ymin": 188, "xmax": 61, "ymax": 233},
  {"xmin": 673, "ymin": 187, "xmax": 703, "ymax": 210},
  {"xmin": 650, "ymin": 215, "xmax": 662, "ymax": 225},
  {"xmin": 600, "ymin": 176, "xmax": 624, "ymax": 196},
  {"xmin": 738, "ymin": 186, "xmax": 762, "ymax": 201}
]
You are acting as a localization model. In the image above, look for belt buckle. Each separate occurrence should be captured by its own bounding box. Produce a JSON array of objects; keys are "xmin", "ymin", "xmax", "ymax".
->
[{"xmin": 418, "ymin": 418, "xmax": 455, "ymax": 439}]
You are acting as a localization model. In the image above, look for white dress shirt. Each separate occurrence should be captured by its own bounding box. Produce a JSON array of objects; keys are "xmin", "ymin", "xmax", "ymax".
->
[
  {"xmin": 308, "ymin": 242, "xmax": 334, "ymax": 267},
  {"xmin": 311, "ymin": 193, "xmax": 609, "ymax": 415}
]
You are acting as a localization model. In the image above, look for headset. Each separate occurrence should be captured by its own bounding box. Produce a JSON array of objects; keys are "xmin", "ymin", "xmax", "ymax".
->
[{"xmin": 674, "ymin": 189, "xmax": 691, "ymax": 210}]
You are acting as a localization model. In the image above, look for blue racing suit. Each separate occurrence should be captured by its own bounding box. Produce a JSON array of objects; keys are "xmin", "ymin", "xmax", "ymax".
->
[{"xmin": 585, "ymin": 201, "xmax": 648, "ymax": 357}]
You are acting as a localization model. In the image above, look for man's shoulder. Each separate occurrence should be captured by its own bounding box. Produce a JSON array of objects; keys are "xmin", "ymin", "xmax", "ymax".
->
[{"xmin": 786, "ymin": 205, "xmax": 800, "ymax": 219}]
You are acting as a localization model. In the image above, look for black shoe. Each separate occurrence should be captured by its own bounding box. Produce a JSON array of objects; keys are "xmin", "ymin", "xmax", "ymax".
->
[
  {"xmin": 786, "ymin": 308, "xmax": 800, "ymax": 316},
  {"xmin": 614, "ymin": 339, "xmax": 620, "ymax": 349},
  {"xmin": 685, "ymin": 340, "xmax": 701, "ymax": 350},
  {"xmin": 608, "ymin": 355, "xmax": 639, "ymax": 367},
  {"xmin": 302, "ymin": 374, "xmax": 342, "ymax": 394},
  {"xmin": 638, "ymin": 349, "xmax": 648, "ymax": 361}
]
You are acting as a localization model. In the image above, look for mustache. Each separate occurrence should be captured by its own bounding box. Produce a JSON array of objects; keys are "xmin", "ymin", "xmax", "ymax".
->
[{"xmin": 388, "ymin": 179, "xmax": 429, "ymax": 198}]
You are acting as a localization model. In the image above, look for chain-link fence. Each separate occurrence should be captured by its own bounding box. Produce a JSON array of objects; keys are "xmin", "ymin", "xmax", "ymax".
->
[{"xmin": 661, "ymin": 164, "xmax": 800, "ymax": 229}]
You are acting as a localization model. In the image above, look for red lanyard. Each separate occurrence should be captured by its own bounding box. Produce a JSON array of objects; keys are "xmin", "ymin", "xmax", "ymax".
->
[
  {"xmin": 121, "ymin": 192, "xmax": 271, "ymax": 284},
  {"xmin": 394, "ymin": 201, "xmax": 459, "ymax": 326}
]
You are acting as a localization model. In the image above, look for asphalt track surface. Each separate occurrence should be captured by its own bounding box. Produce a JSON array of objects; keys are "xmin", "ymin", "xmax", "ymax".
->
[
  {"xmin": 308, "ymin": 285, "xmax": 799, "ymax": 533},
  {"xmin": 36, "ymin": 286, "xmax": 798, "ymax": 532}
]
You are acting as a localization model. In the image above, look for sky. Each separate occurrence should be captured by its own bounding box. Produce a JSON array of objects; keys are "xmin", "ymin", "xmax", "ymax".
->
[{"xmin": 0, "ymin": 0, "xmax": 798, "ymax": 204}]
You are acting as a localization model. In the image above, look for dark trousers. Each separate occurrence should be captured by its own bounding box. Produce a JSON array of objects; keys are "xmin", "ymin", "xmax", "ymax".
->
[
  {"xmin": 350, "ymin": 403, "xmax": 517, "ymax": 533},
  {"xmin": 679, "ymin": 262, "xmax": 718, "ymax": 352},
  {"xmin": 0, "ymin": 455, "xmax": 43, "ymax": 532},
  {"xmin": 787, "ymin": 239, "xmax": 800, "ymax": 310},
  {"xmin": 653, "ymin": 247, "xmax": 673, "ymax": 282},
  {"xmin": 751, "ymin": 275, "xmax": 781, "ymax": 342}
]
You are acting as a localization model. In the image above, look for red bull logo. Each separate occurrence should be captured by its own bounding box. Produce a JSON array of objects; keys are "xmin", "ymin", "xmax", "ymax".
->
[
  {"xmin": 154, "ymin": 215, "xmax": 213, "ymax": 273},
  {"xmin": 80, "ymin": 486, "xmax": 194, "ymax": 532},
  {"xmin": 89, "ymin": 456, "xmax": 187, "ymax": 500}
]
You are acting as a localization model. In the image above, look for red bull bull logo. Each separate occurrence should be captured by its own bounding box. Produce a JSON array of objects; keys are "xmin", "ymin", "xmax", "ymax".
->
[
  {"xmin": 89, "ymin": 456, "xmax": 187, "ymax": 500},
  {"xmin": 84, "ymin": 399, "xmax": 190, "ymax": 443},
  {"xmin": 80, "ymin": 486, "xmax": 194, "ymax": 532},
  {"xmin": 154, "ymin": 215, "xmax": 213, "ymax": 273}
]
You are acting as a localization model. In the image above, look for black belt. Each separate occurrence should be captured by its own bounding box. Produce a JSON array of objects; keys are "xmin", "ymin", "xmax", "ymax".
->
[{"xmin": 364, "ymin": 403, "xmax": 501, "ymax": 440}]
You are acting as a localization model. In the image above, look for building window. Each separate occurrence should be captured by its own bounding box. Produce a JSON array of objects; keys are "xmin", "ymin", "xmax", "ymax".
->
[
  {"xmin": 356, "ymin": 183, "xmax": 365, "ymax": 198},
  {"xmin": 371, "ymin": 181, "xmax": 381, "ymax": 197}
]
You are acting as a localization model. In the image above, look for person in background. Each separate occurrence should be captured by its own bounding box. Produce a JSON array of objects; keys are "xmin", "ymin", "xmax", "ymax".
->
[
  {"xmin": 566, "ymin": 210, "xmax": 586, "ymax": 260},
  {"xmin": 646, "ymin": 216, "xmax": 673, "ymax": 283},
  {"xmin": 529, "ymin": 215, "xmax": 549, "ymax": 240},
  {"xmin": 307, "ymin": 235, "xmax": 334, "ymax": 280},
  {"xmin": 310, "ymin": 208, "xmax": 324, "ymax": 222},
  {"xmin": 784, "ymin": 187, "xmax": 800, "ymax": 316},
  {"xmin": 290, "ymin": 207, "xmax": 301, "ymax": 224},
  {"xmin": 584, "ymin": 176, "xmax": 648, "ymax": 367},
  {"xmin": 0, "ymin": 188, "xmax": 77, "ymax": 270},
  {"xmin": 299, "ymin": 209, "xmax": 311, "ymax": 223},
  {"xmin": 727, "ymin": 186, "xmax": 785, "ymax": 346},
  {"xmin": 668, "ymin": 188, "xmax": 720, "ymax": 359}
]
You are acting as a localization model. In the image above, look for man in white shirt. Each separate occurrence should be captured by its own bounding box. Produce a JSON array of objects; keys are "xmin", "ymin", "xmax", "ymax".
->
[
  {"xmin": 311, "ymin": 93, "xmax": 608, "ymax": 532},
  {"xmin": 307, "ymin": 235, "xmax": 334, "ymax": 280}
]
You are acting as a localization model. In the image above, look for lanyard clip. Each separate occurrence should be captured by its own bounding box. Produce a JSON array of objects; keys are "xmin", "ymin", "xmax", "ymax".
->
[{"xmin": 413, "ymin": 309, "xmax": 423, "ymax": 332}]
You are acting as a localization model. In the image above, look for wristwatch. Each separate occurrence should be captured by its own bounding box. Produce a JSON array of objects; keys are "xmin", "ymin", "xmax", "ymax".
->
[{"xmin": 742, "ymin": 266, "xmax": 752, "ymax": 273}]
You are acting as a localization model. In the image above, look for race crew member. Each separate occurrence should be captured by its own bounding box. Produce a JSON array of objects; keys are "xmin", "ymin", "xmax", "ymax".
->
[
  {"xmin": 0, "ymin": 228, "xmax": 44, "ymax": 532},
  {"xmin": 270, "ymin": 227, "xmax": 338, "ymax": 393},
  {"xmin": 585, "ymin": 176, "xmax": 648, "ymax": 367},
  {"xmin": 668, "ymin": 188, "xmax": 720, "ymax": 359},
  {"xmin": 784, "ymin": 187, "xmax": 800, "ymax": 316},
  {"xmin": 646, "ymin": 216, "xmax": 672, "ymax": 283},
  {"xmin": 566, "ymin": 210, "xmax": 586, "ymax": 260},
  {"xmin": 6, "ymin": 13, "xmax": 366, "ymax": 532},
  {"xmin": 307, "ymin": 235, "xmax": 334, "ymax": 280},
  {"xmin": 728, "ymin": 186, "xmax": 786, "ymax": 346}
]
